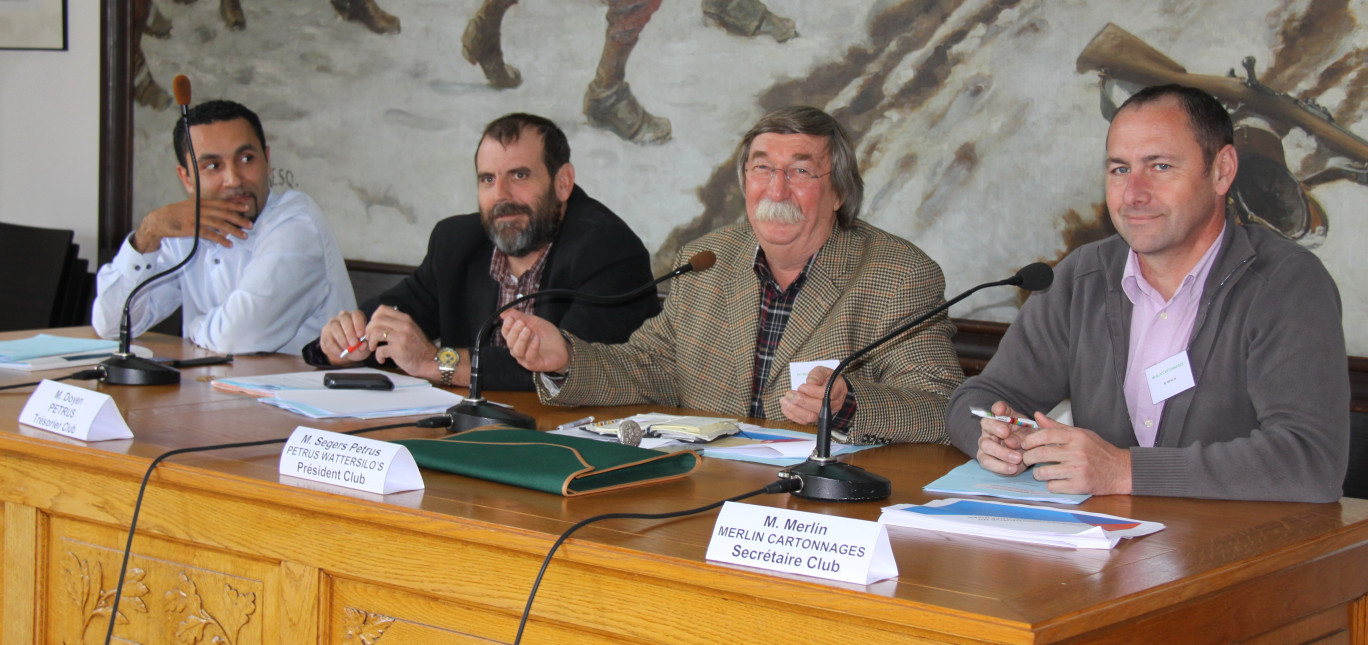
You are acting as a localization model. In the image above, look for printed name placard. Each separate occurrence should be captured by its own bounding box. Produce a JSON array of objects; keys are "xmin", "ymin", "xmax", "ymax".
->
[
  {"xmin": 278, "ymin": 427, "xmax": 424, "ymax": 495},
  {"xmin": 705, "ymin": 501, "xmax": 897, "ymax": 585},
  {"xmin": 18, "ymin": 380, "xmax": 133, "ymax": 442}
]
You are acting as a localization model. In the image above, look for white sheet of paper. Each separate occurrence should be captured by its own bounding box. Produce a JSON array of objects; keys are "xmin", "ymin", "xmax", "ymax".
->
[
  {"xmin": 278, "ymin": 426, "xmax": 424, "ymax": 494},
  {"xmin": 1145, "ymin": 351, "xmax": 1195, "ymax": 404},
  {"xmin": 263, "ymin": 387, "xmax": 465, "ymax": 419},
  {"xmin": 705, "ymin": 439, "xmax": 817, "ymax": 459},
  {"xmin": 213, "ymin": 367, "xmax": 430, "ymax": 396},
  {"xmin": 18, "ymin": 380, "xmax": 133, "ymax": 441},
  {"xmin": 789, "ymin": 360, "xmax": 839, "ymax": 390}
]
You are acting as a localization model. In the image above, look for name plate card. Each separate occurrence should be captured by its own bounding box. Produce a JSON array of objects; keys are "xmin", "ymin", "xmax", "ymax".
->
[
  {"xmin": 18, "ymin": 380, "xmax": 133, "ymax": 442},
  {"xmin": 705, "ymin": 502, "xmax": 898, "ymax": 585},
  {"xmin": 279, "ymin": 427, "xmax": 424, "ymax": 495}
]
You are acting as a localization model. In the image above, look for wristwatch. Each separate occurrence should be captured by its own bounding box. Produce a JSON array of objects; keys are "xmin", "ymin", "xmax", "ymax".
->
[{"xmin": 435, "ymin": 347, "xmax": 460, "ymax": 386}]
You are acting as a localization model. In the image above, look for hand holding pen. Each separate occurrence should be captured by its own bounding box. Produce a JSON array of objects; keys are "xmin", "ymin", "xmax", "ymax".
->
[
  {"xmin": 971, "ymin": 406, "xmax": 1039, "ymax": 429},
  {"xmin": 325, "ymin": 306, "xmax": 398, "ymax": 364}
]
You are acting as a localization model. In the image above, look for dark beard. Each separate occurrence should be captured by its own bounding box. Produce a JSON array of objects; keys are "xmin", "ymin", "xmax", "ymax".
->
[{"xmin": 483, "ymin": 189, "xmax": 563, "ymax": 257}]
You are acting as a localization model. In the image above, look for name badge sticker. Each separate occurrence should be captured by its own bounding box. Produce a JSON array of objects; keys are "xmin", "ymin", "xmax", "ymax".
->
[
  {"xmin": 279, "ymin": 427, "xmax": 424, "ymax": 495},
  {"xmin": 1145, "ymin": 351, "xmax": 1196, "ymax": 404},
  {"xmin": 18, "ymin": 380, "xmax": 134, "ymax": 442},
  {"xmin": 705, "ymin": 501, "xmax": 898, "ymax": 585}
]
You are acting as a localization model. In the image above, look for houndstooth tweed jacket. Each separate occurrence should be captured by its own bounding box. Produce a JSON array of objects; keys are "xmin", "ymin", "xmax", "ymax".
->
[{"xmin": 538, "ymin": 220, "xmax": 965, "ymax": 444}]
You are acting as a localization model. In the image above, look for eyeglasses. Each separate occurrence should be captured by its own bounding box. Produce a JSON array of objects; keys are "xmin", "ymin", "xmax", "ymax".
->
[{"xmin": 744, "ymin": 163, "xmax": 828, "ymax": 186}]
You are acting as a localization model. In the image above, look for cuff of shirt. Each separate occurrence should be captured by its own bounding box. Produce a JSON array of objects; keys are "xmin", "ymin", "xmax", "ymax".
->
[
  {"xmin": 113, "ymin": 233, "xmax": 165, "ymax": 275},
  {"xmin": 301, "ymin": 338, "xmax": 331, "ymax": 367}
]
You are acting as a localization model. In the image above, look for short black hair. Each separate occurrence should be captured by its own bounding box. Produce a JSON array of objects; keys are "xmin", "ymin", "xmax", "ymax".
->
[
  {"xmin": 477, "ymin": 113, "xmax": 571, "ymax": 176},
  {"xmin": 1116, "ymin": 84, "xmax": 1233, "ymax": 169},
  {"xmin": 172, "ymin": 100, "xmax": 267, "ymax": 170}
]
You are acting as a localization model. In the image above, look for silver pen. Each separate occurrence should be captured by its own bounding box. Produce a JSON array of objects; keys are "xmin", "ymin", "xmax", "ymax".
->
[{"xmin": 555, "ymin": 416, "xmax": 595, "ymax": 431}]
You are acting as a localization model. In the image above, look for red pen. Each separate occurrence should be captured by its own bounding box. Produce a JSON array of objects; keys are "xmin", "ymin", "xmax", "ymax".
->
[
  {"xmin": 338, "ymin": 335, "xmax": 368, "ymax": 359},
  {"xmin": 338, "ymin": 306, "xmax": 398, "ymax": 359}
]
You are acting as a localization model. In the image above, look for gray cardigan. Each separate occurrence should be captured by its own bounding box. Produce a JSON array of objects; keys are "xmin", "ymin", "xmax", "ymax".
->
[{"xmin": 947, "ymin": 220, "xmax": 1349, "ymax": 502}]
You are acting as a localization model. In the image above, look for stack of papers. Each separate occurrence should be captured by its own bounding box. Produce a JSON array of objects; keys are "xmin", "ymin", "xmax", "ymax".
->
[
  {"xmin": 213, "ymin": 368, "xmax": 465, "ymax": 419},
  {"xmin": 880, "ymin": 499, "xmax": 1165, "ymax": 549},
  {"xmin": 583, "ymin": 413, "xmax": 741, "ymax": 442},
  {"xmin": 550, "ymin": 419, "xmax": 879, "ymax": 466},
  {"xmin": 213, "ymin": 368, "xmax": 430, "ymax": 396},
  {"xmin": 0, "ymin": 334, "xmax": 150, "ymax": 371},
  {"xmin": 261, "ymin": 388, "xmax": 465, "ymax": 419},
  {"xmin": 924, "ymin": 460, "xmax": 1090, "ymax": 504},
  {"xmin": 701, "ymin": 426, "xmax": 874, "ymax": 466}
]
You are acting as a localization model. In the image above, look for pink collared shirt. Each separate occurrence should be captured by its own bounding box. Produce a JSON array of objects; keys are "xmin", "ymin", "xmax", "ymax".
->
[{"xmin": 1121, "ymin": 225, "xmax": 1225, "ymax": 446}]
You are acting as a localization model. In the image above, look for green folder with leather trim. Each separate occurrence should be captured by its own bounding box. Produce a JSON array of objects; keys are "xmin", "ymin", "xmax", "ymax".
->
[{"xmin": 392, "ymin": 427, "xmax": 702, "ymax": 496}]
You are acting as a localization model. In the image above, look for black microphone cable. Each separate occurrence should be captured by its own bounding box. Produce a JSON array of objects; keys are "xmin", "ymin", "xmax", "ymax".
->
[
  {"xmin": 0, "ymin": 368, "xmax": 105, "ymax": 391},
  {"xmin": 101, "ymin": 413, "xmax": 454, "ymax": 645},
  {"xmin": 512, "ymin": 476, "xmax": 802, "ymax": 644}
]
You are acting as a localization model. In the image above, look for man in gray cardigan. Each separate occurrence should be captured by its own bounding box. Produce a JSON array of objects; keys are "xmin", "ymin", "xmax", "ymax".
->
[{"xmin": 946, "ymin": 84, "xmax": 1349, "ymax": 502}]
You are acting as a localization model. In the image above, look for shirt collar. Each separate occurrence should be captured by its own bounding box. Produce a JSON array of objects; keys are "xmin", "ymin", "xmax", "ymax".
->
[
  {"xmin": 1122, "ymin": 222, "xmax": 1227, "ymax": 306},
  {"xmin": 489, "ymin": 243, "xmax": 554, "ymax": 287},
  {"xmin": 752, "ymin": 245, "xmax": 817, "ymax": 295}
]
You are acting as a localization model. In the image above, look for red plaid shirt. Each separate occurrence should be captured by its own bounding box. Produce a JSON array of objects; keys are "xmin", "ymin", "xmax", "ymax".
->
[{"xmin": 487, "ymin": 244, "xmax": 552, "ymax": 347}]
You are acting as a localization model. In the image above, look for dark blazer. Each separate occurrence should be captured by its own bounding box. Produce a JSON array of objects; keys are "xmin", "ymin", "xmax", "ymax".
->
[{"xmin": 307, "ymin": 185, "xmax": 659, "ymax": 390}]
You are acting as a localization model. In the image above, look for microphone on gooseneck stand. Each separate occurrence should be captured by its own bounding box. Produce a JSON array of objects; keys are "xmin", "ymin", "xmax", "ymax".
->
[
  {"xmin": 446, "ymin": 251, "xmax": 718, "ymax": 433},
  {"xmin": 777, "ymin": 262, "xmax": 1056, "ymax": 502},
  {"xmin": 99, "ymin": 75, "xmax": 200, "ymax": 386}
]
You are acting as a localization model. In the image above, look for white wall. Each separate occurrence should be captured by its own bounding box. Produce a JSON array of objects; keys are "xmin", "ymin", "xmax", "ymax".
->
[{"xmin": 0, "ymin": 0, "xmax": 100, "ymax": 264}]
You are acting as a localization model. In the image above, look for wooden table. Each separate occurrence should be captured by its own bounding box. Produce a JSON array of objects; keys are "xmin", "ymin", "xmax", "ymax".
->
[{"xmin": 1, "ymin": 330, "xmax": 1366, "ymax": 644}]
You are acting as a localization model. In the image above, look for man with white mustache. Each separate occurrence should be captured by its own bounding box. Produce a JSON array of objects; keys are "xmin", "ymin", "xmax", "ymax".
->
[
  {"xmin": 502, "ymin": 106, "xmax": 964, "ymax": 444},
  {"xmin": 304, "ymin": 113, "xmax": 658, "ymax": 390}
]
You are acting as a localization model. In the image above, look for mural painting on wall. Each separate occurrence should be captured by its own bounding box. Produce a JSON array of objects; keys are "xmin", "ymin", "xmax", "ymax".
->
[{"xmin": 130, "ymin": 0, "xmax": 1368, "ymax": 354}]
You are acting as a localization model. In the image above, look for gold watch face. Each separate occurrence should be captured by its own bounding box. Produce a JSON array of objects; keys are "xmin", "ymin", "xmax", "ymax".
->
[{"xmin": 436, "ymin": 347, "xmax": 460, "ymax": 369}]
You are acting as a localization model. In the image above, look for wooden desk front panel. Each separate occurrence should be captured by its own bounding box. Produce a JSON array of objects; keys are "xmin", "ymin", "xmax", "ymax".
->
[{"xmin": 0, "ymin": 441, "xmax": 975, "ymax": 645}]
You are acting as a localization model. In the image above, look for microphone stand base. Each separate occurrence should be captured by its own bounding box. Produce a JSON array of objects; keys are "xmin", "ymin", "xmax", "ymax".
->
[
  {"xmin": 447, "ymin": 399, "xmax": 536, "ymax": 434},
  {"xmin": 781, "ymin": 459, "xmax": 892, "ymax": 502},
  {"xmin": 99, "ymin": 354, "xmax": 181, "ymax": 386}
]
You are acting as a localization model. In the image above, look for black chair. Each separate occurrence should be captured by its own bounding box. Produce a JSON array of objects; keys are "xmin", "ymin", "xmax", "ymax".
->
[{"xmin": 0, "ymin": 222, "xmax": 89, "ymax": 331}]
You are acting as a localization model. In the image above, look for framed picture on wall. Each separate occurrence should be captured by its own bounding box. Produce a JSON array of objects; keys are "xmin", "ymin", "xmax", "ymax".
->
[{"xmin": 0, "ymin": 0, "xmax": 66, "ymax": 51}]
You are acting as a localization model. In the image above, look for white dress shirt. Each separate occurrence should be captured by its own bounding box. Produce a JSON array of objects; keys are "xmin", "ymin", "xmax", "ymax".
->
[{"xmin": 93, "ymin": 189, "xmax": 355, "ymax": 354}]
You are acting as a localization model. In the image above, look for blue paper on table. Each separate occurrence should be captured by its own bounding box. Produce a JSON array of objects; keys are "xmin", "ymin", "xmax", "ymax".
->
[
  {"xmin": 0, "ymin": 334, "xmax": 118, "ymax": 362},
  {"xmin": 923, "ymin": 459, "xmax": 1090, "ymax": 504}
]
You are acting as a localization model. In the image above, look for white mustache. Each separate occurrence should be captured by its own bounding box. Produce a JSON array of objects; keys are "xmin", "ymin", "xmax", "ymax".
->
[{"xmin": 754, "ymin": 198, "xmax": 804, "ymax": 224}]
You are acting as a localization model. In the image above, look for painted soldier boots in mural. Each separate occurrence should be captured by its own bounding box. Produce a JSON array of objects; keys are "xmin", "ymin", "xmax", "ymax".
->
[
  {"xmin": 132, "ymin": 0, "xmax": 401, "ymax": 111},
  {"xmin": 461, "ymin": 0, "xmax": 796, "ymax": 145}
]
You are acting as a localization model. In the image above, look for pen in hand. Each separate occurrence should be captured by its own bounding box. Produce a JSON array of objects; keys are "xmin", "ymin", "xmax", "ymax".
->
[
  {"xmin": 337, "ymin": 306, "xmax": 400, "ymax": 359},
  {"xmin": 970, "ymin": 407, "xmax": 1040, "ymax": 428},
  {"xmin": 339, "ymin": 335, "xmax": 367, "ymax": 359}
]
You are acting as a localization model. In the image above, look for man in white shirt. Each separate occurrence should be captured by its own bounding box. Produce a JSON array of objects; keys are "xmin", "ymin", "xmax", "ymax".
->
[{"xmin": 93, "ymin": 100, "xmax": 355, "ymax": 354}]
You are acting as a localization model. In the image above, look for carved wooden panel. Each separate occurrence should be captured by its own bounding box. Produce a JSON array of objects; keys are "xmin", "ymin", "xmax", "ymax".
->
[{"xmin": 48, "ymin": 517, "xmax": 270, "ymax": 645}]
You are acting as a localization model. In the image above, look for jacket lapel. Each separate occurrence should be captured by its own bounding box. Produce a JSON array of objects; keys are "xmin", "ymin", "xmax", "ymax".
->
[
  {"xmin": 719, "ymin": 233, "xmax": 762, "ymax": 412},
  {"xmin": 767, "ymin": 226, "xmax": 851, "ymax": 403}
]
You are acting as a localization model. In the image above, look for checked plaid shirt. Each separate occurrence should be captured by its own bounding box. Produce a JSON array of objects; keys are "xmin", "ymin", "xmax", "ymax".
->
[{"xmin": 749, "ymin": 248, "xmax": 857, "ymax": 430}]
